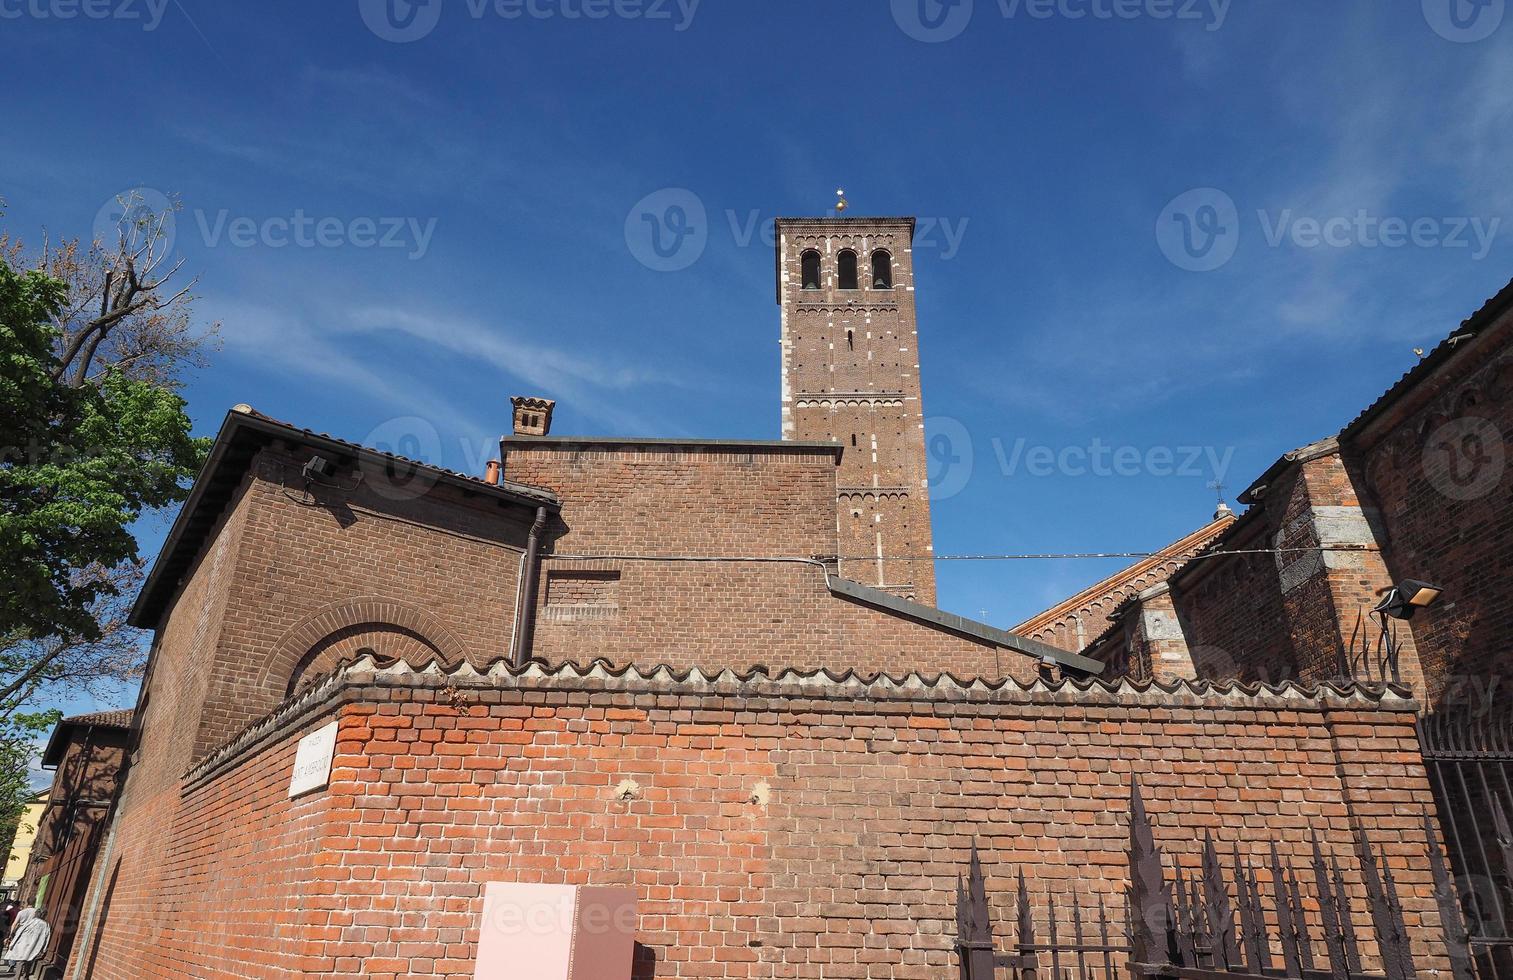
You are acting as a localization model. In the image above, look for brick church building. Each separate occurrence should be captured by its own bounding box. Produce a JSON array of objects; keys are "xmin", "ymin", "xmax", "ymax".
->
[{"xmin": 49, "ymin": 215, "xmax": 1486, "ymax": 979}]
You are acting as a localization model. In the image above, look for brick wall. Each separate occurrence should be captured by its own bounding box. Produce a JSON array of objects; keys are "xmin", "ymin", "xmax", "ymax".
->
[
  {"xmin": 777, "ymin": 218, "xmax": 937, "ymax": 604},
  {"xmin": 19, "ymin": 724, "xmax": 130, "ymax": 975},
  {"xmin": 82, "ymin": 661, "xmax": 1450, "ymax": 979},
  {"xmin": 81, "ymin": 446, "xmax": 537, "ymax": 976},
  {"xmin": 1166, "ymin": 514, "xmax": 1298, "ymax": 683},
  {"xmin": 1351, "ymin": 308, "xmax": 1513, "ymax": 710},
  {"xmin": 503, "ymin": 441, "xmax": 1030, "ymax": 679}
]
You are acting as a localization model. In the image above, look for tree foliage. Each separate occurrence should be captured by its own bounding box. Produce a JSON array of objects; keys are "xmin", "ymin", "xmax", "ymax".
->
[{"xmin": 0, "ymin": 194, "xmax": 214, "ymax": 820}]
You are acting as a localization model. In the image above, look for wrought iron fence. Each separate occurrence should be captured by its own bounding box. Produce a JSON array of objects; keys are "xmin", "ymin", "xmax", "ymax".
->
[
  {"xmin": 1421, "ymin": 710, "xmax": 1513, "ymax": 979},
  {"xmin": 955, "ymin": 779, "xmax": 1469, "ymax": 980}
]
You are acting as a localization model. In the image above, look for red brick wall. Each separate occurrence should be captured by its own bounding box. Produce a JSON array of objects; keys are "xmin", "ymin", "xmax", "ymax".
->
[
  {"xmin": 83, "ymin": 476, "xmax": 254, "ymax": 975},
  {"xmin": 778, "ymin": 218, "xmax": 936, "ymax": 604},
  {"xmin": 1167, "ymin": 514, "xmax": 1298, "ymax": 683},
  {"xmin": 504, "ymin": 442, "xmax": 1026, "ymax": 679},
  {"xmin": 84, "ymin": 666, "xmax": 1449, "ymax": 979},
  {"xmin": 82, "ymin": 447, "xmax": 537, "ymax": 976},
  {"xmin": 1352, "ymin": 311, "xmax": 1513, "ymax": 710}
]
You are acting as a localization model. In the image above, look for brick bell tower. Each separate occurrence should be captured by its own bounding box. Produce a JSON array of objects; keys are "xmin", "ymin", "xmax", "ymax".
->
[{"xmin": 775, "ymin": 214, "xmax": 936, "ymax": 605}]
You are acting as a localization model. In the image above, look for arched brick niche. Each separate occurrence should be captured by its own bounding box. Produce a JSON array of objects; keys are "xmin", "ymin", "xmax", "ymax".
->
[{"xmin": 262, "ymin": 598, "xmax": 471, "ymax": 696}]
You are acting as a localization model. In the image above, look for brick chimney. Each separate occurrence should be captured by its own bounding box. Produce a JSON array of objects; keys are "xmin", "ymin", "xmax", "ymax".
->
[{"xmin": 510, "ymin": 396, "xmax": 556, "ymax": 437}]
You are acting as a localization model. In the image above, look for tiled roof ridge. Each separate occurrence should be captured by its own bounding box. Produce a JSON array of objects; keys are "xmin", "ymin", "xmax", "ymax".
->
[
  {"xmin": 1012, "ymin": 513, "xmax": 1237, "ymax": 636},
  {"xmin": 1341, "ymin": 274, "xmax": 1513, "ymax": 437},
  {"xmin": 61, "ymin": 709, "xmax": 134, "ymax": 728},
  {"xmin": 183, "ymin": 652, "xmax": 1417, "ymax": 787},
  {"xmin": 236, "ymin": 406, "xmax": 557, "ymax": 503}
]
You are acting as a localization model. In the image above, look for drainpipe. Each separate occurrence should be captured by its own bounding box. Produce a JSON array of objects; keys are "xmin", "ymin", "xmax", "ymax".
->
[{"xmin": 512, "ymin": 506, "xmax": 550, "ymax": 668}]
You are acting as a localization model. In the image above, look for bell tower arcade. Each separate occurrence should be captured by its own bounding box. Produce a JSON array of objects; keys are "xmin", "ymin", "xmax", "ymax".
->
[{"xmin": 775, "ymin": 216, "xmax": 936, "ymax": 606}]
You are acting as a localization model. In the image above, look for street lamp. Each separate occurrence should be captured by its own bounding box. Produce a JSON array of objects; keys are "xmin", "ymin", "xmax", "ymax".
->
[{"xmin": 1373, "ymin": 580, "xmax": 1444, "ymax": 621}]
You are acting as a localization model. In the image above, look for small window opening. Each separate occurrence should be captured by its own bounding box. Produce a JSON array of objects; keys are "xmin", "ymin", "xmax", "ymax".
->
[
  {"xmin": 801, "ymin": 250, "xmax": 822, "ymax": 290},
  {"xmin": 838, "ymin": 250, "xmax": 859, "ymax": 290}
]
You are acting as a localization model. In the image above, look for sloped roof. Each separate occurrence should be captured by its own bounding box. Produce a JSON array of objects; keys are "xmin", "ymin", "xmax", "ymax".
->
[
  {"xmin": 131, "ymin": 406, "xmax": 559, "ymax": 630},
  {"xmin": 1011, "ymin": 513, "xmax": 1237, "ymax": 645},
  {"xmin": 42, "ymin": 709, "xmax": 134, "ymax": 767},
  {"xmin": 1341, "ymin": 275, "xmax": 1513, "ymax": 439}
]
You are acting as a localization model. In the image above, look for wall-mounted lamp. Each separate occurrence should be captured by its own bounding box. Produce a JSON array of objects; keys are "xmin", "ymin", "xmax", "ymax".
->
[
  {"xmin": 1374, "ymin": 580, "xmax": 1443, "ymax": 621},
  {"xmin": 302, "ymin": 455, "xmax": 336, "ymax": 483}
]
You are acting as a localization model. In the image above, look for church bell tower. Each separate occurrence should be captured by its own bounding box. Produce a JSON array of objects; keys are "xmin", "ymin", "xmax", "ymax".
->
[{"xmin": 775, "ymin": 214, "xmax": 936, "ymax": 605}]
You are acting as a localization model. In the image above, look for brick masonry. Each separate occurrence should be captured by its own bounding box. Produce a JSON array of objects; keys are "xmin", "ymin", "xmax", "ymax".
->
[
  {"xmin": 81, "ymin": 657, "xmax": 1451, "ymax": 979},
  {"xmin": 776, "ymin": 218, "xmax": 936, "ymax": 604},
  {"xmin": 80, "ymin": 442, "xmax": 537, "ymax": 977},
  {"xmin": 502, "ymin": 439, "xmax": 1027, "ymax": 680},
  {"xmin": 1085, "ymin": 295, "xmax": 1513, "ymax": 707}
]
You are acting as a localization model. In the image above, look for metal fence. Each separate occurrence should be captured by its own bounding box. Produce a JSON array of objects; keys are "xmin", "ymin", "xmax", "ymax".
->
[
  {"xmin": 1421, "ymin": 710, "xmax": 1513, "ymax": 979},
  {"xmin": 956, "ymin": 780, "xmax": 1469, "ymax": 980}
]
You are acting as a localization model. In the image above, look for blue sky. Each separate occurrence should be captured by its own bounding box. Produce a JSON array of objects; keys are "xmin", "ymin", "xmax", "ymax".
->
[{"xmin": 4, "ymin": 0, "xmax": 1513, "ymax": 700}]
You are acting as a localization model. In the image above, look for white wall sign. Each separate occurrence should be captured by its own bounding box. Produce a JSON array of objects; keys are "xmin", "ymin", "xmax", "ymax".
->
[{"xmin": 288, "ymin": 720, "xmax": 339, "ymax": 798}]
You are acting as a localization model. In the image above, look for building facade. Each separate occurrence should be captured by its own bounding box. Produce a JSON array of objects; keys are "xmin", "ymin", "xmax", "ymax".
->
[
  {"xmin": 14, "ymin": 711, "xmax": 132, "ymax": 979},
  {"xmin": 60, "ymin": 216, "xmax": 1469, "ymax": 979}
]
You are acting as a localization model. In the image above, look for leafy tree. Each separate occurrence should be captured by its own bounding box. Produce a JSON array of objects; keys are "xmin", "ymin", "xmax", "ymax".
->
[{"xmin": 0, "ymin": 194, "xmax": 214, "ymax": 823}]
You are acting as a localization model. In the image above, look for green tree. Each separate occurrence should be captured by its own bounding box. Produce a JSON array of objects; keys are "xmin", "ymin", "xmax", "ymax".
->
[{"xmin": 1, "ymin": 195, "xmax": 213, "ymax": 823}]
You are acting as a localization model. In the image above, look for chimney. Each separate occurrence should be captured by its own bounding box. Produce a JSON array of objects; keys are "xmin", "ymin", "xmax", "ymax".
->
[
  {"xmin": 510, "ymin": 396, "xmax": 556, "ymax": 437},
  {"xmin": 484, "ymin": 460, "xmax": 501, "ymax": 485}
]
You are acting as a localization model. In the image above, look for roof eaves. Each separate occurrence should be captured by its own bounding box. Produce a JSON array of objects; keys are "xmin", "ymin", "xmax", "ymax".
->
[
  {"xmin": 132, "ymin": 407, "xmax": 560, "ymax": 630},
  {"xmin": 825, "ymin": 575, "xmax": 1105, "ymax": 675},
  {"xmin": 1341, "ymin": 275, "xmax": 1513, "ymax": 439},
  {"xmin": 41, "ymin": 709, "xmax": 134, "ymax": 768}
]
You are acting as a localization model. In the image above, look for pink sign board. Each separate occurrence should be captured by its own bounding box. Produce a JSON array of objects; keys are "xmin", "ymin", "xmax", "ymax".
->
[{"xmin": 475, "ymin": 883, "xmax": 637, "ymax": 980}]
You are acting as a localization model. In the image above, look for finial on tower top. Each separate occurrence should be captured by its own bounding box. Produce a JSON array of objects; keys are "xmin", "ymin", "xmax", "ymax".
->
[{"xmin": 835, "ymin": 188, "xmax": 848, "ymax": 214}]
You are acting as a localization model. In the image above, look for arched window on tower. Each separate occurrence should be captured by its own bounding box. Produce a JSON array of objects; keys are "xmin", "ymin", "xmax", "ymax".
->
[
  {"xmin": 838, "ymin": 250, "xmax": 859, "ymax": 290},
  {"xmin": 872, "ymin": 250, "xmax": 893, "ymax": 288},
  {"xmin": 801, "ymin": 250, "xmax": 822, "ymax": 290}
]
